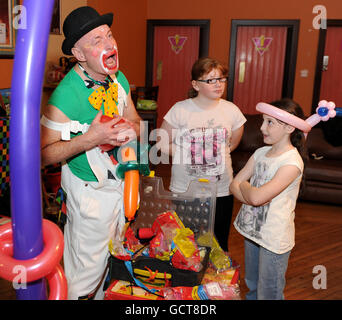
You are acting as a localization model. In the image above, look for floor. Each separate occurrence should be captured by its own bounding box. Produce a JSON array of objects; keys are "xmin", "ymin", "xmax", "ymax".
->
[
  {"xmin": 1, "ymin": 163, "xmax": 342, "ymax": 300},
  {"xmin": 229, "ymin": 199, "xmax": 342, "ymax": 300},
  {"xmin": 155, "ymin": 163, "xmax": 342, "ymax": 300}
]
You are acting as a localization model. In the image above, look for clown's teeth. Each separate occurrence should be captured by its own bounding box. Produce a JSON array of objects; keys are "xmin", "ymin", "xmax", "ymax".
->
[
  {"xmin": 101, "ymin": 49, "xmax": 118, "ymax": 73},
  {"xmin": 108, "ymin": 55, "xmax": 115, "ymax": 62},
  {"xmin": 106, "ymin": 55, "xmax": 116, "ymax": 65}
]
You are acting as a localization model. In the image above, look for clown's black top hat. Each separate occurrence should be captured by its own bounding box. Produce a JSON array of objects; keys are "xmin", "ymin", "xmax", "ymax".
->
[{"xmin": 62, "ymin": 6, "xmax": 113, "ymax": 55}]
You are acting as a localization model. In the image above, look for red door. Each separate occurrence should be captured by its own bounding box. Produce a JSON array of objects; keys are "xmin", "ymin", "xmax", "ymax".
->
[
  {"xmin": 233, "ymin": 26, "xmax": 288, "ymax": 114},
  {"xmin": 152, "ymin": 26, "xmax": 200, "ymax": 127},
  {"xmin": 319, "ymin": 27, "xmax": 342, "ymax": 107}
]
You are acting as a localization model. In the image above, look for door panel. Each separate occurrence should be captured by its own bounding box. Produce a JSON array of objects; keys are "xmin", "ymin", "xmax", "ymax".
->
[
  {"xmin": 233, "ymin": 26, "xmax": 288, "ymax": 114},
  {"xmin": 152, "ymin": 26, "xmax": 200, "ymax": 127},
  {"xmin": 319, "ymin": 27, "xmax": 342, "ymax": 107}
]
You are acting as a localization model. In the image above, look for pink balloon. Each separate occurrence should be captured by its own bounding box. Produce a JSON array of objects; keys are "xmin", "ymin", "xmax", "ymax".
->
[
  {"xmin": 318, "ymin": 100, "xmax": 328, "ymax": 108},
  {"xmin": 315, "ymin": 100, "xmax": 337, "ymax": 122},
  {"xmin": 0, "ymin": 219, "xmax": 64, "ymax": 283},
  {"xmin": 256, "ymin": 102, "xmax": 312, "ymax": 132},
  {"xmin": 305, "ymin": 114, "xmax": 321, "ymax": 127},
  {"xmin": 326, "ymin": 101, "xmax": 336, "ymax": 109},
  {"xmin": 47, "ymin": 264, "xmax": 68, "ymax": 300},
  {"xmin": 256, "ymin": 100, "xmax": 337, "ymax": 137}
]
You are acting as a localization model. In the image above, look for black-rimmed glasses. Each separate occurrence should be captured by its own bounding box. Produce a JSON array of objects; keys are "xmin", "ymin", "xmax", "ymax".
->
[{"xmin": 196, "ymin": 77, "xmax": 228, "ymax": 84}]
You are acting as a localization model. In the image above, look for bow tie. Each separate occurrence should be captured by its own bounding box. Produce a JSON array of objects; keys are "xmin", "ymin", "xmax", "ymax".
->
[
  {"xmin": 78, "ymin": 63, "xmax": 120, "ymax": 117},
  {"xmin": 88, "ymin": 81, "xmax": 119, "ymax": 117}
]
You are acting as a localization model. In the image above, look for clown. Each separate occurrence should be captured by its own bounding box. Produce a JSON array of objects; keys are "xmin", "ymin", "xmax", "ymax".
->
[{"xmin": 40, "ymin": 6, "xmax": 142, "ymax": 300}]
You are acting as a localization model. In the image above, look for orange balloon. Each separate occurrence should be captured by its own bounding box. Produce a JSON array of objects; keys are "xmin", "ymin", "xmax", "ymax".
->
[
  {"xmin": 121, "ymin": 146, "xmax": 139, "ymax": 220},
  {"xmin": 124, "ymin": 169, "xmax": 139, "ymax": 221}
]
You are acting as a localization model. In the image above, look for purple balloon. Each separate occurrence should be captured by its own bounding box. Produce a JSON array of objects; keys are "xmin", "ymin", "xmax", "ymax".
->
[{"xmin": 10, "ymin": 0, "xmax": 55, "ymax": 299}]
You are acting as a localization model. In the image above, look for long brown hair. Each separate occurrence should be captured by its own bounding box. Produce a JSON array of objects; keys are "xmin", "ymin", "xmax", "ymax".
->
[
  {"xmin": 270, "ymin": 98, "xmax": 308, "ymax": 195},
  {"xmin": 188, "ymin": 57, "xmax": 228, "ymax": 98}
]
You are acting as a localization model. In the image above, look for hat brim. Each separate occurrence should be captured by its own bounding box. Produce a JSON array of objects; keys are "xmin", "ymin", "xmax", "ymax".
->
[{"xmin": 62, "ymin": 13, "xmax": 113, "ymax": 55}]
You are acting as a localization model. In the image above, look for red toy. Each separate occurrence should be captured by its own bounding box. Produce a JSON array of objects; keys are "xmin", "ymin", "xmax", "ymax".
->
[
  {"xmin": 99, "ymin": 114, "xmax": 139, "ymax": 222},
  {"xmin": 138, "ymin": 211, "xmax": 202, "ymax": 272}
]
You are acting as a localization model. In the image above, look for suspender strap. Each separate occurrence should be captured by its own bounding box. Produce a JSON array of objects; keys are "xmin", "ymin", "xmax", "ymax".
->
[{"xmin": 40, "ymin": 115, "xmax": 90, "ymax": 140}]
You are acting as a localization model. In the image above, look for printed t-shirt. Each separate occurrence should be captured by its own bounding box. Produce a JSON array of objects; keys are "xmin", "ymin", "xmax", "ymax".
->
[
  {"xmin": 234, "ymin": 146, "xmax": 304, "ymax": 254},
  {"xmin": 164, "ymin": 98, "xmax": 246, "ymax": 197}
]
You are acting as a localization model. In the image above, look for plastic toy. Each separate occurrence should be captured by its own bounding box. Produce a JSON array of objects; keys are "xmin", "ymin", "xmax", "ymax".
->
[
  {"xmin": 256, "ymin": 100, "xmax": 342, "ymax": 133},
  {"xmin": 99, "ymin": 114, "xmax": 119, "ymax": 152},
  {"xmin": 105, "ymin": 177, "xmax": 217, "ymax": 294},
  {"xmin": 104, "ymin": 280, "xmax": 163, "ymax": 300},
  {"xmin": 132, "ymin": 176, "xmax": 216, "ymax": 244},
  {"xmin": 160, "ymin": 281, "xmax": 241, "ymax": 300},
  {"xmin": 100, "ymin": 115, "xmax": 139, "ymax": 221},
  {"xmin": 99, "ymin": 114, "xmax": 150, "ymax": 221},
  {"xmin": 197, "ymin": 234, "xmax": 233, "ymax": 272},
  {"xmin": 138, "ymin": 211, "xmax": 202, "ymax": 272}
]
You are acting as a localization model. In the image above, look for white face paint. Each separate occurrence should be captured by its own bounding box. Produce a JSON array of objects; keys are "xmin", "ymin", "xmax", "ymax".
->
[{"xmin": 100, "ymin": 46, "xmax": 119, "ymax": 74}]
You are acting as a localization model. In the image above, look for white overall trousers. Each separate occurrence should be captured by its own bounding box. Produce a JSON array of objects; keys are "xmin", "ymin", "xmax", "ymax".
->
[{"xmin": 62, "ymin": 146, "xmax": 125, "ymax": 300}]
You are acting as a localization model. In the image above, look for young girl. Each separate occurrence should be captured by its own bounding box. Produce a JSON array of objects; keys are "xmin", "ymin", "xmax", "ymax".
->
[
  {"xmin": 230, "ymin": 98, "xmax": 306, "ymax": 300},
  {"xmin": 158, "ymin": 57, "xmax": 246, "ymax": 252}
]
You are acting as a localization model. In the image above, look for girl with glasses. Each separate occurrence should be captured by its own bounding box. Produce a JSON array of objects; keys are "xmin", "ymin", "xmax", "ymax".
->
[{"xmin": 157, "ymin": 57, "xmax": 246, "ymax": 253}]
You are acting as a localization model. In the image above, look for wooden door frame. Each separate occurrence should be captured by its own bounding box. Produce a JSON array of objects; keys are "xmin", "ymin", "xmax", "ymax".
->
[
  {"xmin": 312, "ymin": 19, "xmax": 342, "ymax": 113},
  {"xmin": 227, "ymin": 19, "xmax": 300, "ymax": 102},
  {"xmin": 145, "ymin": 19, "xmax": 210, "ymax": 86}
]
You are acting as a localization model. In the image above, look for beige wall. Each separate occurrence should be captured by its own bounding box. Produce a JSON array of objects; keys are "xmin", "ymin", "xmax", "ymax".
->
[
  {"xmin": 41, "ymin": 0, "xmax": 87, "ymax": 107},
  {"xmin": 87, "ymin": 0, "xmax": 148, "ymax": 88},
  {"xmin": 46, "ymin": 0, "xmax": 87, "ymax": 63}
]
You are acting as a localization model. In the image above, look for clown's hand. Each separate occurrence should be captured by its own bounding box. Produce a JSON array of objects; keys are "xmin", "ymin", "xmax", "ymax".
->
[
  {"xmin": 111, "ymin": 117, "xmax": 137, "ymax": 144},
  {"xmin": 87, "ymin": 111, "xmax": 126, "ymax": 148}
]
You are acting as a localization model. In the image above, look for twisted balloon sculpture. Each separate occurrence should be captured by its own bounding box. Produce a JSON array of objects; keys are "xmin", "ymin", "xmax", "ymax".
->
[
  {"xmin": 306, "ymin": 100, "xmax": 340, "ymax": 128},
  {"xmin": 0, "ymin": 0, "xmax": 67, "ymax": 299},
  {"xmin": 256, "ymin": 100, "xmax": 341, "ymax": 134}
]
